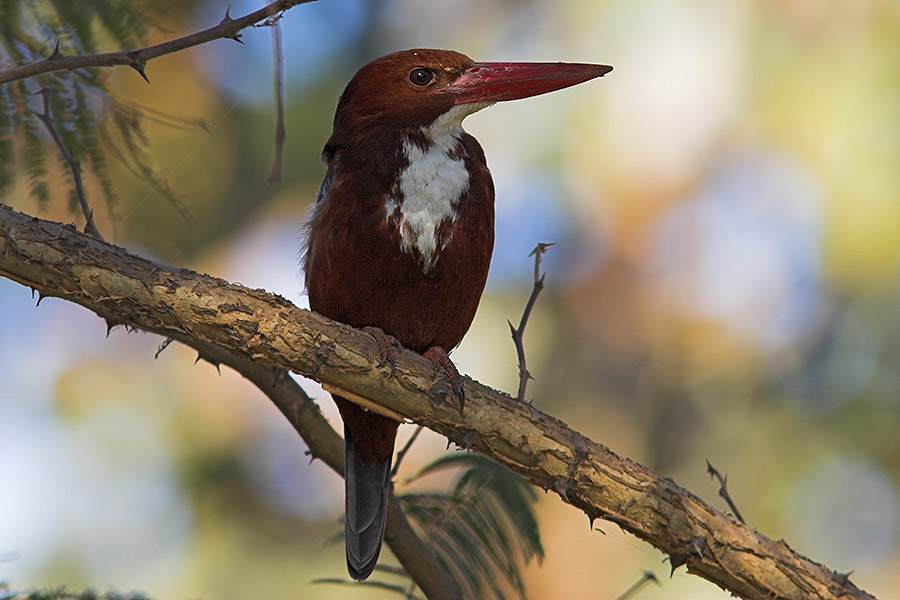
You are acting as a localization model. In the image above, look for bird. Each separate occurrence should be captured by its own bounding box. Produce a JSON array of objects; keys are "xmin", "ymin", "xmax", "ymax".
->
[{"xmin": 303, "ymin": 48, "xmax": 611, "ymax": 581}]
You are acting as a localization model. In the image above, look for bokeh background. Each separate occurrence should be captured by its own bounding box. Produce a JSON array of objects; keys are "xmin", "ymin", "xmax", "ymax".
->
[{"xmin": 2, "ymin": 0, "xmax": 900, "ymax": 598}]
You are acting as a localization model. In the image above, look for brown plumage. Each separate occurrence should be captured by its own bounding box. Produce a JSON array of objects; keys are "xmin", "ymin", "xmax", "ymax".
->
[{"xmin": 303, "ymin": 48, "xmax": 611, "ymax": 580}]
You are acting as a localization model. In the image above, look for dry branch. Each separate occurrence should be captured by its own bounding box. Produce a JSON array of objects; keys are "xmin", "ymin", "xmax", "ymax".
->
[
  {"xmin": 0, "ymin": 204, "xmax": 877, "ymax": 600},
  {"xmin": 0, "ymin": 0, "xmax": 317, "ymax": 85}
]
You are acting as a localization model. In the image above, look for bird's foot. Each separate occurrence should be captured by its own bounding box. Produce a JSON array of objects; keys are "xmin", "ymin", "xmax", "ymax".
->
[
  {"xmin": 362, "ymin": 326, "xmax": 400, "ymax": 377},
  {"xmin": 423, "ymin": 346, "xmax": 465, "ymax": 409}
]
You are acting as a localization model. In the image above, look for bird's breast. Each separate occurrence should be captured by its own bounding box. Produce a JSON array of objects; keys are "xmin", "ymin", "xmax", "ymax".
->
[
  {"xmin": 385, "ymin": 125, "xmax": 472, "ymax": 272},
  {"xmin": 305, "ymin": 123, "xmax": 494, "ymax": 352}
]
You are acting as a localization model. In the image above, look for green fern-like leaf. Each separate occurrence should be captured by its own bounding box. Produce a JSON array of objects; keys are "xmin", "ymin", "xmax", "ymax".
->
[
  {"xmin": 0, "ymin": 0, "xmax": 22, "ymax": 32},
  {"xmin": 399, "ymin": 454, "xmax": 545, "ymax": 600},
  {"xmin": 48, "ymin": 0, "xmax": 98, "ymax": 54},
  {"xmin": 74, "ymin": 81, "xmax": 118, "ymax": 210},
  {"xmin": 0, "ymin": 85, "xmax": 15, "ymax": 195},
  {"xmin": 23, "ymin": 111, "xmax": 50, "ymax": 209},
  {"xmin": 0, "ymin": 0, "xmax": 187, "ymax": 223},
  {"xmin": 101, "ymin": 101, "xmax": 195, "ymax": 224}
]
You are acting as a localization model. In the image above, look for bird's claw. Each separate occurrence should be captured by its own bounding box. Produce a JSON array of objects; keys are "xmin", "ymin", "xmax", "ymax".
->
[
  {"xmin": 362, "ymin": 326, "xmax": 400, "ymax": 377},
  {"xmin": 423, "ymin": 346, "xmax": 466, "ymax": 410}
]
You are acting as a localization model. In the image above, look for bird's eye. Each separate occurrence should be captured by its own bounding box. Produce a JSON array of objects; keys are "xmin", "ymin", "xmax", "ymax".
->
[{"xmin": 408, "ymin": 67, "xmax": 434, "ymax": 87}]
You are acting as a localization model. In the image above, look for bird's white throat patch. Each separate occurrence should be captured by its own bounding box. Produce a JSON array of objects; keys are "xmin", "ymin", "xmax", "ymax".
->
[{"xmin": 386, "ymin": 103, "xmax": 489, "ymax": 271}]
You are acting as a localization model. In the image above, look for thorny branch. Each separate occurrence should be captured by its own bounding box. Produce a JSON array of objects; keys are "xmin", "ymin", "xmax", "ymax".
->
[
  {"xmin": 32, "ymin": 87, "xmax": 104, "ymax": 240},
  {"xmin": 508, "ymin": 242, "xmax": 554, "ymax": 402},
  {"xmin": 0, "ymin": 205, "xmax": 879, "ymax": 600},
  {"xmin": 706, "ymin": 459, "xmax": 746, "ymax": 524},
  {"xmin": 0, "ymin": 0, "xmax": 318, "ymax": 85},
  {"xmin": 392, "ymin": 425, "xmax": 424, "ymax": 479}
]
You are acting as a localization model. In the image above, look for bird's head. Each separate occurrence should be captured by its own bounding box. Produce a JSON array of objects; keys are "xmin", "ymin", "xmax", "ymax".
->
[{"xmin": 330, "ymin": 48, "xmax": 612, "ymax": 138}]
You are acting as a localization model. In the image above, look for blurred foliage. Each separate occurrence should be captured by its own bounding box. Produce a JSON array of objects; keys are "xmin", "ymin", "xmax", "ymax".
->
[
  {"xmin": 0, "ymin": 0, "xmax": 191, "ymax": 221},
  {"xmin": 399, "ymin": 454, "xmax": 543, "ymax": 600},
  {"xmin": 0, "ymin": 585, "xmax": 151, "ymax": 600},
  {"xmin": 317, "ymin": 453, "xmax": 544, "ymax": 600}
]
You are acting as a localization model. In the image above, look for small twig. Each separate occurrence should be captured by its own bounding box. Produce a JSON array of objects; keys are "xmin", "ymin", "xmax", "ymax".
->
[
  {"xmin": 0, "ymin": 0, "xmax": 318, "ymax": 85},
  {"xmin": 508, "ymin": 242, "xmax": 555, "ymax": 402},
  {"xmin": 267, "ymin": 19, "xmax": 286, "ymax": 185},
  {"xmin": 706, "ymin": 459, "xmax": 746, "ymax": 524},
  {"xmin": 155, "ymin": 337, "xmax": 173, "ymax": 358},
  {"xmin": 614, "ymin": 570, "xmax": 660, "ymax": 600},
  {"xmin": 391, "ymin": 425, "xmax": 424, "ymax": 478},
  {"xmin": 32, "ymin": 88, "xmax": 104, "ymax": 240}
]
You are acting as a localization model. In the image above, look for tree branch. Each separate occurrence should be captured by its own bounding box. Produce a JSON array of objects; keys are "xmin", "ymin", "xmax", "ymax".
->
[
  {"xmin": 32, "ymin": 87, "xmax": 104, "ymax": 240},
  {"xmin": 0, "ymin": 204, "xmax": 877, "ymax": 600},
  {"xmin": 0, "ymin": 0, "xmax": 317, "ymax": 85},
  {"xmin": 508, "ymin": 242, "xmax": 554, "ymax": 402}
]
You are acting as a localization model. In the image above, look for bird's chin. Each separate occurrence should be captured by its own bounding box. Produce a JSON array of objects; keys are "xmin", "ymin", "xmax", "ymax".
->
[{"xmin": 428, "ymin": 102, "xmax": 494, "ymax": 134}]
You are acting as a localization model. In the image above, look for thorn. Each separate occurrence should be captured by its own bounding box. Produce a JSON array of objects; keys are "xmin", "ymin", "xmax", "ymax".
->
[
  {"xmin": 31, "ymin": 87, "xmax": 50, "ymax": 111},
  {"xmin": 507, "ymin": 319, "xmax": 517, "ymax": 337},
  {"xmin": 272, "ymin": 367, "xmax": 288, "ymax": 387},
  {"xmin": 833, "ymin": 570, "xmax": 855, "ymax": 586},
  {"xmin": 129, "ymin": 54, "xmax": 150, "ymax": 83},
  {"xmin": 706, "ymin": 459, "xmax": 746, "ymax": 523},
  {"xmin": 586, "ymin": 511, "xmax": 605, "ymax": 533},
  {"xmin": 35, "ymin": 291, "xmax": 45, "ymax": 306},
  {"xmin": 104, "ymin": 319, "xmax": 120, "ymax": 337},
  {"xmin": 667, "ymin": 537, "xmax": 706, "ymax": 575},
  {"xmin": 455, "ymin": 429, "xmax": 476, "ymax": 450},
  {"xmin": 667, "ymin": 553, "xmax": 685, "ymax": 576},
  {"xmin": 48, "ymin": 40, "xmax": 62, "ymax": 60},
  {"xmin": 314, "ymin": 343, "xmax": 331, "ymax": 364},
  {"xmin": 154, "ymin": 338, "xmax": 173, "ymax": 359},
  {"xmin": 553, "ymin": 478, "xmax": 571, "ymax": 501},
  {"xmin": 529, "ymin": 241, "xmax": 556, "ymax": 257},
  {"xmin": 192, "ymin": 353, "xmax": 221, "ymax": 374},
  {"xmin": 219, "ymin": 9, "xmax": 244, "ymax": 42}
]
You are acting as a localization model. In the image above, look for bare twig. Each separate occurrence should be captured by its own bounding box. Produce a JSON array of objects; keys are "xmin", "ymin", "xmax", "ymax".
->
[
  {"xmin": 614, "ymin": 570, "xmax": 660, "ymax": 600},
  {"xmin": 32, "ymin": 88, "xmax": 104, "ymax": 240},
  {"xmin": 267, "ymin": 19, "xmax": 286, "ymax": 185},
  {"xmin": 154, "ymin": 337, "xmax": 173, "ymax": 358},
  {"xmin": 392, "ymin": 425, "xmax": 424, "ymax": 478},
  {"xmin": 508, "ymin": 242, "xmax": 555, "ymax": 402},
  {"xmin": 706, "ymin": 459, "xmax": 746, "ymax": 524},
  {"xmin": 0, "ymin": 0, "xmax": 318, "ymax": 85}
]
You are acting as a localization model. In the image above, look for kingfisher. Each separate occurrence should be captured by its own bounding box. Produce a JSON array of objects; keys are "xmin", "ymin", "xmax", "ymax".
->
[{"xmin": 303, "ymin": 49, "xmax": 611, "ymax": 580}]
